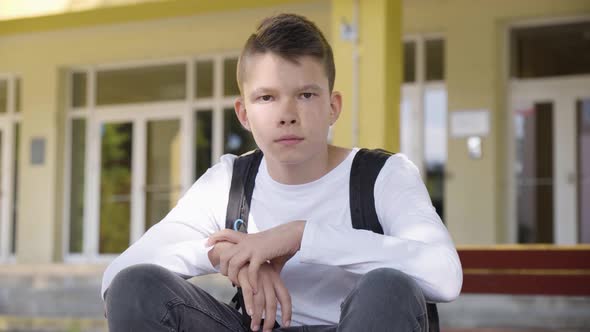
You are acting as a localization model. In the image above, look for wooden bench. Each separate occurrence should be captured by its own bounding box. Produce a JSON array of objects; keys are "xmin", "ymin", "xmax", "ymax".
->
[{"xmin": 458, "ymin": 245, "xmax": 590, "ymax": 296}]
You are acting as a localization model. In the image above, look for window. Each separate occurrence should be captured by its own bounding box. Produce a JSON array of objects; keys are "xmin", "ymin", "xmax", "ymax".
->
[
  {"xmin": 96, "ymin": 64, "xmax": 186, "ymax": 105},
  {"xmin": 403, "ymin": 41, "xmax": 416, "ymax": 83},
  {"xmin": 68, "ymin": 119, "xmax": 85, "ymax": 253},
  {"xmin": 511, "ymin": 21, "xmax": 590, "ymax": 78},
  {"xmin": 401, "ymin": 37, "xmax": 447, "ymax": 218},
  {"xmin": 64, "ymin": 55, "xmax": 253, "ymax": 259},
  {"xmin": 515, "ymin": 102, "xmax": 554, "ymax": 243},
  {"xmin": 0, "ymin": 76, "xmax": 22, "ymax": 260}
]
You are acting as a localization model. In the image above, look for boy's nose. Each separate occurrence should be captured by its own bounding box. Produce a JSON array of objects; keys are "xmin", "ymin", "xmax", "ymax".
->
[
  {"xmin": 279, "ymin": 119, "xmax": 297, "ymax": 126},
  {"xmin": 277, "ymin": 102, "xmax": 299, "ymax": 126}
]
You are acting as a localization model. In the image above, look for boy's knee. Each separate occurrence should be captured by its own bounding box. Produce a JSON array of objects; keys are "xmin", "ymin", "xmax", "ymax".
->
[
  {"xmin": 358, "ymin": 268, "xmax": 423, "ymax": 303},
  {"xmin": 107, "ymin": 264, "xmax": 171, "ymax": 312},
  {"xmin": 110, "ymin": 264, "xmax": 168, "ymax": 292}
]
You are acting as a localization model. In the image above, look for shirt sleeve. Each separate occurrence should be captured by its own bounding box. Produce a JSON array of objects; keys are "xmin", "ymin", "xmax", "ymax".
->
[
  {"xmin": 298, "ymin": 154, "xmax": 463, "ymax": 303},
  {"xmin": 100, "ymin": 155, "xmax": 235, "ymax": 300}
]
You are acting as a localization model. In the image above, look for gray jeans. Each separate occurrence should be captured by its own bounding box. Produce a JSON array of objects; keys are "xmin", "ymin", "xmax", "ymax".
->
[{"xmin": 106, "ymin": 264, "xmax": 428, "ymax": 332}]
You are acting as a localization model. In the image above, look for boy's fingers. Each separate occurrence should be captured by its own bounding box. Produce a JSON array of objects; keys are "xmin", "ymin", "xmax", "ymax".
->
[
  {"xmin": 228, "ymin": 252, "xmax": 250, "ymax": 285},
  {"xmin": 248, "ymin": 260, "xmax": 262, "ymax": 294},
  {"xmin": 240, "ymin": 281, "xmax": 254, "ymax": 316},
  {"xmin": 273, "ymin": 276, "xmax": 292, "ymax": 327},
  {"xmin": 207, "ymin": 229, "xmax": 244, "ymax": 246},
  {"xmin": 251, "ymin": 288, "xmax": 265, "ymax": 331},
  {"xmin": 263, "ymin": 277, "xmax": 278, "ymax": 331},
  {"xmin": 219, "ymin": 246, "xmax": 240, "ymax": 276}
]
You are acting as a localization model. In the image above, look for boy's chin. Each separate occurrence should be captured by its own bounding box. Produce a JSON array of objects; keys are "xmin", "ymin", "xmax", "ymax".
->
[{"xmin": 264, "ymin": 147, "xmax": 310, "ymax": 165}]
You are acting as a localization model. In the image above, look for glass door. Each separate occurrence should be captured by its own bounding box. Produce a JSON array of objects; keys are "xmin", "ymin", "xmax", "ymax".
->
[
  {"xmin": 97, "ymin": 121, "xmax": 133, "ymax": 254},
  {"xmin": 510, "ymin": 77, "xmax": 590, "ymax": 244},
  {"xmin": 0, "ymin": 123, "xmax": 9, "ymax": 258},
  {"xmin": 577, "ymin": 99, "xmax": 590, "ymax": 243},
  {"xmin": 89, "ymin": 113, "xmax": 183, "ymax": 257},
  {"xmin": 144, "ymin": 118, "xmax": 182, "ymax": 231}
]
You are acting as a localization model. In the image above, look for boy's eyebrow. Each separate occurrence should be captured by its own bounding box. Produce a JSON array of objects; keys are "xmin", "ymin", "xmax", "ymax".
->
[
  {"xmin": 249, "ymin": 87, "xmax": 276, "ymax": 99},
  {"xmin": 298, "ymin": 84, "xmax": 323, "ymax": 92},
  {"xmin": 249, "ymin": 84, "xmax": 323, "ymax": 98}
]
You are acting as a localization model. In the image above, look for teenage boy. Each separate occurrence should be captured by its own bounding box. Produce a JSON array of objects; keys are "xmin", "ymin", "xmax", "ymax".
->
[{"xmin": 102, "ymin": 13, "xmax": 462, "ymax": 332}]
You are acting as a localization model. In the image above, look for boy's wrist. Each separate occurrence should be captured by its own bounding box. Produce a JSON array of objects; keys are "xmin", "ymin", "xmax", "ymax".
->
[{"xmin": 207, "ymin": 241, "xmax": 234, "ymax": 267}]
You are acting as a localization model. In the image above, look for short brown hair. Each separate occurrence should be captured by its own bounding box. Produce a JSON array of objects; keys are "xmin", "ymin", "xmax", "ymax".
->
[{"xmin": 237, "ymin": 13, "xmax": 336, "ymax": 93}]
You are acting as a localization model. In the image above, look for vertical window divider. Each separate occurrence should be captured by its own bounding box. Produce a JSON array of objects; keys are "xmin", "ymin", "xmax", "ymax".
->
[
  {"xmin": 62, "ymin": 72, "xmax": 73, "ymax": 260},
  {"xmin": 213, "ymin": 56, "xmax": 223, "ymax": 162},
  {"xmin": 184, "ymin": 59, "xmax": 196, "ymax": 191},
  {"xmin": 130, "ymin": 117, "xmax": 146, "ymax": 244},
  {"xmin": 85, "ymin": 68, "xmax": 98, "ymax": 260}
]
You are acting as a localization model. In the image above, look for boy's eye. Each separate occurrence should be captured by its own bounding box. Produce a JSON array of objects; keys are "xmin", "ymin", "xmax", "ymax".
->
[
  {"xmin": 260, "ymin": 95, "xmax": 272, "ymax": 101},
  {"xmin": 301, "ymin": 92, "xmax": 314, "ymax": 99}
]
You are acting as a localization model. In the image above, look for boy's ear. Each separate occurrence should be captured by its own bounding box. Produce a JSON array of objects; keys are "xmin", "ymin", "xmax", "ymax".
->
[
  {"xmin": 329, "ymin": 91, "xmax": 343, "ymax": 125},
  {"xmin": 234, "ymin": 97, "xmax": 251, "ymax": 131}
]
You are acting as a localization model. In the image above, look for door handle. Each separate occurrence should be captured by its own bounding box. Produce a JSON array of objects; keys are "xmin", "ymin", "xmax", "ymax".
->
[{"xmin": 567, "ymin": 172, "xmax": 577, "ymax": 184}]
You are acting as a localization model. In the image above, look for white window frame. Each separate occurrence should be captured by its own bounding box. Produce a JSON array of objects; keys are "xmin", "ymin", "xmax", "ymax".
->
[
  {"xmin": 63, "ymin": 52, "xmax": 241, "ymax": 263},
  {"xmin": 0, "ymin": 74, "xmax": 22, "ymax": 263}
]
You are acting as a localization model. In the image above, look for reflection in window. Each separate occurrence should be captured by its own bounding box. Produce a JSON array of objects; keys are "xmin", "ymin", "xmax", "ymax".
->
[
  {"xmin": 195, "ymin": 110, "xmax": 213, "ymax": 180},
  {"xmin": 511, "ymin": 21, "xmax": 590, "ymax": 78},
  {"xmin": 403, "ymin": 41, "xmax": 416, "ymax": 83},
  {"xmin": 577, "ymin": 99, "xmax": 590, "ymax": 243},
  {"xmin": 99, "ymin": 122, "xmax": 132, "ymax": 254},
  {"xmin": 425, "ymin": 39, "xmax": 444, "ymax": 81},
  {"xmin": 71, "ymin": 72, "xmax": 87, "ymax": 108},
  {"xmin": 146, "ymin": 120, "xmax": 181, "ymax": 231},
  {"xmin": 196, "ymin": 61, "xmax": 214, "ymax": 99},
  {"xmin": 224, "ymin": 58, "xmax": 240, "ymax": 96},
  {"xmin": 69, "ymin": 119, "xmax": 86, "ymax": 253},
  {"xmin": 224, "ymin": 108, "xmax": 257, "ymax": 156},
  {"xmin": 400, "ymin": 99, "xmax": 414, "ymax": 158},
  {"xmin": 424, "ymin": 88, "xmax": 447, "ymax": 218},
  {"xmin": 96, "ymin": 64, "xmax": 186, "ymax": 105},
  {"xmin": 0, "ymin": 80, "xmax": 7, "ymax": 114},
  {"xmin": 15, "ymin": 79, "xmax": 20, "ymax": 113},
  {"xmin": 515, "ymin": 102, "xmax": 554, "ymax": 243},
  {"xmin": 11, "ymin": 123, "xmax": 20, "ymax": 254}
]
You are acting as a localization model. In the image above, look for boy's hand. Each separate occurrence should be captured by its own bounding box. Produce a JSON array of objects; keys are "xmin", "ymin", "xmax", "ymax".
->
[
  {"xmin": 207, "ymin": 220, "xmax": 306, "ymax": 293},
  {"xmin": 238, "ymin": 263, "xmax": 292, "ymax": 331},
  {"xmin": 209, "ymin": 239, "xmax": 292, "ymax": 329}
]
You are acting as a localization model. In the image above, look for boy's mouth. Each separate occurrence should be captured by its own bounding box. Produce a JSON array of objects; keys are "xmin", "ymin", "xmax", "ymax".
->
[{"xmin": 275, "ymin": 135, "xmax": 304, "ymax": 145}]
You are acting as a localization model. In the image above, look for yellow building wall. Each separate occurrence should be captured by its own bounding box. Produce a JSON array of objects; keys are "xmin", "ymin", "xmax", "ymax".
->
[
  {"xmin": 0, "ymin": 0, "xmax": 331, "ymax": 263},
  {"xmin": 403, "ymin": 0, "xmax": 590, "ymax": 245},
  {"xmin": 331, "ymin": 0, "xmax": 402, "ymax": 152}
]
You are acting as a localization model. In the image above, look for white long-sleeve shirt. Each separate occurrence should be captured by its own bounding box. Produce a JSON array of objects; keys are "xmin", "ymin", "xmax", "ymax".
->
[{"xmin": 101, "ymin": 148, "xmax": 463, "ymax": 326}]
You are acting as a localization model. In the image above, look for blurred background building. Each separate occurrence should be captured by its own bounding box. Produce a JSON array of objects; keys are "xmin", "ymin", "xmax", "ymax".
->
[{"xmin": 0, "ymin": 0, "xmax": 589, "ymax": 331}]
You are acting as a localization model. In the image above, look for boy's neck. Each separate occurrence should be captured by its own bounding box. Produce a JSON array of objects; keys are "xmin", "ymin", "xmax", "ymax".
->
[{"xmin": 264, "ymin": 145, "xmax": 351, "ymax": 185}]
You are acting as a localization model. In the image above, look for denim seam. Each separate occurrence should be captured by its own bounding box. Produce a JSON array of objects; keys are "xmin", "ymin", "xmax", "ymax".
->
[
  {"xmin": 412, "ymin": 312, "xmax": 428, "ymax": 332},
  {"xmin": 340, "ymin": 287, "xmax": 359, "ymax": 310},
  {"xmin": 163, "ymin": 298, "xmax": 243, "ymax": 332}
]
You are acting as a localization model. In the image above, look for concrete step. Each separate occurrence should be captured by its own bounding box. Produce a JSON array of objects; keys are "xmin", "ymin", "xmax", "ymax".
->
[
  {"xmin": 0, "ymin": 316, "xmax": 106, "ymax": 332},
  {"xmin": 1, "ymin": 265, "xmax": 589, "ymax": 331}
]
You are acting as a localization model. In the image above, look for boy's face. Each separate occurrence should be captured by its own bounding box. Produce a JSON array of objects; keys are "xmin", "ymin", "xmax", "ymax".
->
[{"xmin": 235, "ymin": 52, "xmax": 341, "ymax": 165}]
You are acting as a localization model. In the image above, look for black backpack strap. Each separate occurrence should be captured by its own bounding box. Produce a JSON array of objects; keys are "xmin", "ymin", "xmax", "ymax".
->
[
  {"xmin": 349, "ymin": 148, "xmax": 440, "ymax": 332},
  {"xmin": 225, "ymin": 149, "xmax": 263, "ymax": 232},
  {"xmin": 225, "ymin": 149, "xmax": 281, "ymax": 331},
  {"xmin": 349, "ymin": 148, "xmax": 391, "ymax": 233}
]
